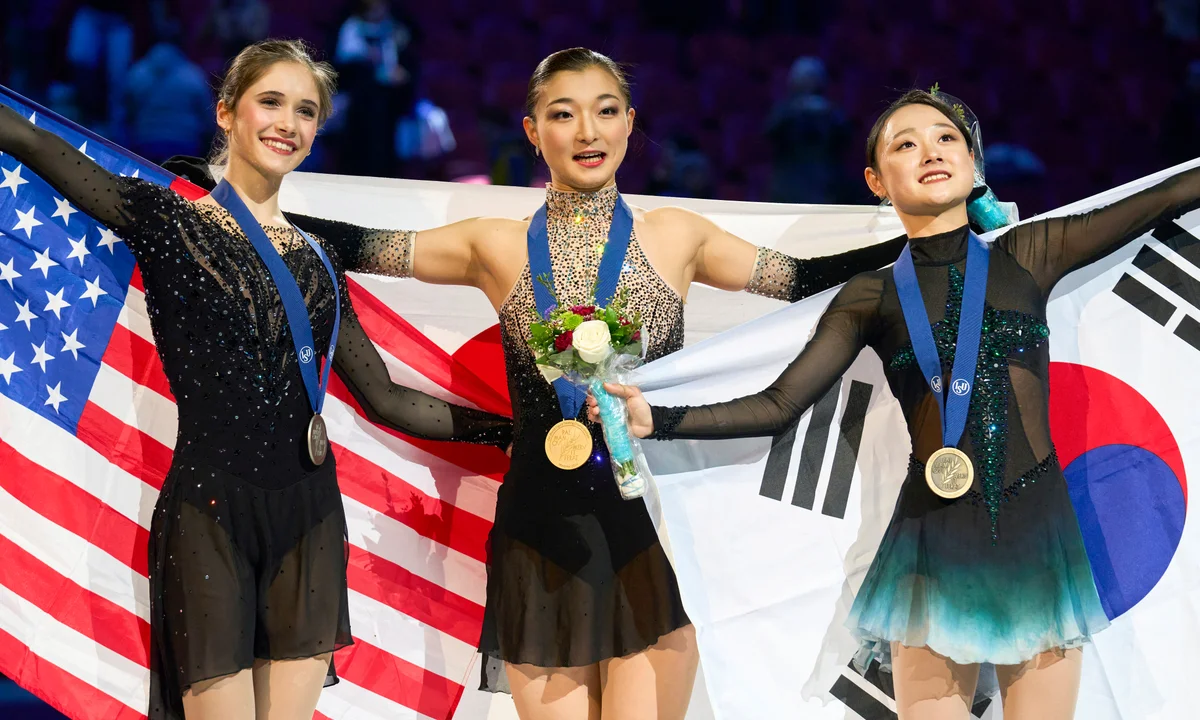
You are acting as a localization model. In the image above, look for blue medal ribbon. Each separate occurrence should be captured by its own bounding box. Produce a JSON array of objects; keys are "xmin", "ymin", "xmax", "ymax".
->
[
  {"xmin": 892, "ymin": 231, "xmax": 990, "ymax": 450},
  {"xmin": 527, "ymin": 193, "xmax": 634, "ymax": 420},
  {"xmin": 212, "ymin": 180, "xmax": 341, "ymax": 418}
]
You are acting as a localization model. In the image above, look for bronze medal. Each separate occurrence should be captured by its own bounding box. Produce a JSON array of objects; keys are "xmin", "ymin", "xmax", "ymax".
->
[{"xmin": 307, "ymin": 413, "xmax": 329, "ymax": 465}]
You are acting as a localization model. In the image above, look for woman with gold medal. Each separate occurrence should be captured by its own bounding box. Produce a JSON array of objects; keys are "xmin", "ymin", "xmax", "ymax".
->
[
  {"xmin": 291, "ymin": 47, "xmax": 911, "ymax": 719},
  {"xmin": 597, "ymin": 88, "xmax": 1200, "ymax": 719}
]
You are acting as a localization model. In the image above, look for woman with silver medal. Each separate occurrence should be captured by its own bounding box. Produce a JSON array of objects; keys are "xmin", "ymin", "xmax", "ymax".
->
[
  {"xmin": 597, "ymin": 88, "xmax": 1200, "ymax": 719},
  {"xmin": 290, "ymin": 47, "xmax": 914, "ymax": 720},
  {"xmin": 0, "ymin": 40, "xmax": 511, "ymax": 720}
]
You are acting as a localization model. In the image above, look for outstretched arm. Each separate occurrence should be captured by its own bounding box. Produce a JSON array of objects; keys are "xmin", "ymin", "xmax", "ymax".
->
[
  {"xmin": 287, "ymin": 212, "xmax": 493, "ymax": 288},
  {"xmin": 0, "ymin": 103, "xmax": 134, "ymax": 230},
  {"xmin": 333, "ymin": 287, "xmax": 512, "ymax": 446},
  {"xmin": 684, "ymin": 206, "xmax": 906, "ymax": 301},
  {"xmin": 592, "ymin": 273, "xmax": 884, "ymax": 439},
  {"xmin": 1000, "ymin": 164, "xmax": 1200, "ymax": 291}
]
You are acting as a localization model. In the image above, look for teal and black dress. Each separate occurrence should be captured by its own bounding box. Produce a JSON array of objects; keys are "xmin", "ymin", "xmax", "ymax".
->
[{"xmin": 650, "ymin": 167, "xmax": 1200, "ymax": 668}]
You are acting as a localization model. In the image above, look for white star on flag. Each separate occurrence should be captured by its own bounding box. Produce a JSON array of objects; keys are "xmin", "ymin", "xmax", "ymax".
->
[
  {"xmin": 60, "ymin": 329, "xmax": 85, "ymax": 360},
  {"xmin": 97, "ymin": 227, "xmax": 123, "ymax": 253},
  {"xmin": 43, "ymin": 382, "xmax": 67, "ymax": 413},
  {"xmin": 0, "ymin": 257, "xmax": 20, "ymax": 289},
  {"xmin": 43, "ymin": 287, "xmax": 70, "ymax": 319},
  {"xmin": 0, "ymin": 164, "xmax": 28, "ymax": 196},
  {"xmin": 0, "ymin": 352, "xmax": 21, "ymax": 384},
  {"xmin": 30, "ymin": 247, "xmax": 58, "ymax": 278},
  {"xmin": 14, "ymin": 299, "xmax": 36, "ymax": 330},
  {"xmin": 79, "ymin": 276, "xmax": 107, "ymax": 307},
  {"xmin": 0, "ymin": 319, "xmax": 6, "ymax": 331},
  {"xmin": 30, "ymin": 341, "xmax": 54, "ymax": 372},
  {"xmin": 78, "ymin": 141, "xmax": 94, "ymax": 161},
  {"xmin": 13, "ymin": 205, "xmax": 42, "ymax": 238},
  {"xmin": 66, "ymin": 236, "xmax": 90, "ymax": 265},
  {"xmin": 51, "ymin": 197, "xmax": 77, "ymax": 225}
]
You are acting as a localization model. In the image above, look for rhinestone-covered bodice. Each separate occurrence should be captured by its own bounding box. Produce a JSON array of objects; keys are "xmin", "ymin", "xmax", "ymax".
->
[{"xmin": 498, "ymin": 185, "xmax": 684, "ymax": 510}]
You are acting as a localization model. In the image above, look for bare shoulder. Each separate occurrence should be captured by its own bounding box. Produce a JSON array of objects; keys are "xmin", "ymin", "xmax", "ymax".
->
[{"xmin": 640, "ymin": 204, "xmax": 711, "ymax": 228}]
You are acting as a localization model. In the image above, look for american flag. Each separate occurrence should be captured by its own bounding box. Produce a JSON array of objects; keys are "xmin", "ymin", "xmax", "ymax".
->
[{"xmin": 0, "ymin": 86, "xmax": 512, "ymax": 720}]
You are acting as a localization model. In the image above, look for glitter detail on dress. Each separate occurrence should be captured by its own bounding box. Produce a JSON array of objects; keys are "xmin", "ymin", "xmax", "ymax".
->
[{"xmin": 888, "ymin": 264, "xmax": 1050, "ymax": 534}]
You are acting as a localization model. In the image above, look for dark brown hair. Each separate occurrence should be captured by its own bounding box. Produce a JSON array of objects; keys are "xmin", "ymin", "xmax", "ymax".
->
[
  {"xmin": 211, "ymin": 39, "xmax": 338, "ymax": 165},
  {"xmin": 525, "ymin": 48, "xmax": 633, "ymax": 119},
  {"xmin": 865, "ymin": 89, "xmax": 974, "ymax": 170}
]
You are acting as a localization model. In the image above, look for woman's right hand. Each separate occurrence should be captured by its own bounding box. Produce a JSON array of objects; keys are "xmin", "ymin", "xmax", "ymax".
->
[{"xmin": 587, "ymin": 382, "xmax": 655, "ymax": 439}]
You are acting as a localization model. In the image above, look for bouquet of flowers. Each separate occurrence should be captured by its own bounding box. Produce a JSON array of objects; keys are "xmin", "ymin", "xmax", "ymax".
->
[{"xmin": 528, "ymin": 284, "xmax": 650, "ymax": 499}]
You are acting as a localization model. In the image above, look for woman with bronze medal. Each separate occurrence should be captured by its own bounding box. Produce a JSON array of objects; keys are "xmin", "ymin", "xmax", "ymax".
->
[
  {"xmin": 290, "ymin": 48, "xmax": 912, "ymax": 719},
  {"xmin": 0, "ymin": 40, "xmax": 511, "ymax": 720},
  {"xmin": 597, "ymin": 89, "xmax": 1200, "ymax": 719}
]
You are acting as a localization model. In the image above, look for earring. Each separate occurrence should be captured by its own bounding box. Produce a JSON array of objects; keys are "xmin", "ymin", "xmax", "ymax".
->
[{"xmin": 534, "ymin": 146, "xmax": 540, "ymax": 157}]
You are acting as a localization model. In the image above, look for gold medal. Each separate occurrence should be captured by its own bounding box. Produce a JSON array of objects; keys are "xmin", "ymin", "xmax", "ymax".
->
[
  {"xmin": 545, "ymin": 419, "xmax": 593, "ymax": 470},
  {"xmin": 307, "ymin": 413, "xmax": 329, "ymax": 465},
  {"xmin": 925, "ymin": 447, "xmax": 973, "ymax": 499}
]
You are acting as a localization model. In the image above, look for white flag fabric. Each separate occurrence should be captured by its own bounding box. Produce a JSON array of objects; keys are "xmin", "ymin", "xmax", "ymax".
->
[{"xmin": 631, "ymin": 160, "xmax": 1200, "ymax": 720}]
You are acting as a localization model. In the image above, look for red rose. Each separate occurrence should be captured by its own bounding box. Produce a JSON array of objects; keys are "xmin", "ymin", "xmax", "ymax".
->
[
  {"xmin": 554, "ymin": 331, "xmax": 574, "ymax": 352},
  {"xmin": 570, "ymin": 305, "xmax": 596, "ymax": 316},
  {"xmin": 631, "ymin": 330, "xmax": 641, "ymax": 341}
]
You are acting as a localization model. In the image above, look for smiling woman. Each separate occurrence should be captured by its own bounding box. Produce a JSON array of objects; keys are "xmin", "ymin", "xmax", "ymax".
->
[{"xmin": 0, "ymin": 38, "xmax": 514, "ymax": 720}]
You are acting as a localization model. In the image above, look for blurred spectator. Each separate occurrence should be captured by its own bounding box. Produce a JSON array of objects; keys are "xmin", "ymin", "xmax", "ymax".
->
[
  {"xmin": 647, "ymin": 135, "xmax": 716, "ymax": 199},
  {"xmin": 479, "ymin": 105, "xmax": 535, "ymax": 187},
  {"xmin": 1159, "ymin": 0, "xmax": 1199, "ymax": 42},
  {"xmin": 1162, "ymin": 61, "xmax": 1200, "ymax": 168},
  {"xmin": 122, "ymin": 18, "xmax": 213, "ymax": 163},
  {"xmin": 334, "ymin": 0, "xmax": 418, "ymax": 177},
  {"xmin": 764, "ymin": 56, "xmax": 851, "ymax": 204},
  {"xmin": 65, "ymin": 0, "xmax": 133, "ymax": 132},
  {"xmin": 200, "ymin": 0, "xmax": 272, "ymax": 65}
]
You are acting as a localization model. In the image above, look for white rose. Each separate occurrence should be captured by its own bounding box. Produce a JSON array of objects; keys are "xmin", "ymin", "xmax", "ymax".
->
[
  {"xmin": 572, "ymin": 320, "xmax": 612, "ymax": 363},
  {"xmin": 538, "ymin": 363, "xmax": 563, "ymax": 383}
]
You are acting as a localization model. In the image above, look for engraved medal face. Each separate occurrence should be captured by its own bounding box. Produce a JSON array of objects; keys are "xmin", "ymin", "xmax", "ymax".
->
[
  {"xmin": 307, "ymin": 413, "xmax": 329, "ymax": 465},
  {"xmin": 926, "ymin": 447, "xmax": 973, "ymax": 499},
  {"xmin": 545, "ymin": 420, "xmax": 593, "ymax": 470}
]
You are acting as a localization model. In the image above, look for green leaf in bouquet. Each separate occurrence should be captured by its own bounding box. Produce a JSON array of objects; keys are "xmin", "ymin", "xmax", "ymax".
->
[
  {"xmin": 620, "ymin": 341, "xmax": 642, "ymax": 357},
  {"xmin": 530, "ymin": 323, "xmax": 554, "ymax": 345}
]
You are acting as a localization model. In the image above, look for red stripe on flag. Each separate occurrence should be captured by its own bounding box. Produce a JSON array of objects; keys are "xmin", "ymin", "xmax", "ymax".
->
[
  {"xmin": 334, "ymin": 640, "xmax": 464, "ymax": 720},
  {"xmin": 129, "ymin": 267, "xmax": 144, "ymax": 293},
  {"xmin": 327, "ymin": 376, "xmax": 507, "ymax": 484},
  {"xmin": 333, "ymin": 444, "xmax": 491, "ymax": 564},
  {"xmin": 77, "ymin": 402, "xmax": 170, "ymax": 491},
  {"xmin": 0, "ymin": 627, "xmax": 146, "ymax": 720},
  {"xmin": 345, "ymin": 277, "xmax": 511, "ymax": 417},
  {"xmin": 103, "ymin": 324, "xmax": 174, "ymax": 401},
  {"xmin": 169, "ymin": 177, "xmax": 208, "ymax": 201},
  {"xmin": 0, "ymin": 438, "xmax": 150, "ymax": 577},
  {"xmin": 0, "ymin": 533, "xmax": 149, "ymax": 666},
  {"xmin": 346, "ymin": 545, "xmax": 484, "ymax": 647}
]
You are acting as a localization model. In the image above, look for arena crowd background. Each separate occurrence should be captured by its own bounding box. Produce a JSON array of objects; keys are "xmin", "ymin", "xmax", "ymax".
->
[{"xmin": 2, "ymin": 0, "xmax": 1199, "ymax": 716}]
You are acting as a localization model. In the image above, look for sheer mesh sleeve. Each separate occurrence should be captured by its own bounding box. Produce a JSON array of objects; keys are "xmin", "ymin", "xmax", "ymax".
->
[
  {"xmin": 653, "ymin": 272, "xmax": 884, "ymax": 440},
  {"xmin": 287, "ymin": 212, "xmax": 415, "ymax": 278},
  {"xmin": 999, "ymin": 165, "xmax": 1200, "ymax": 291},
  {"xmin": 0, "ymin": 102, "xmax": 133, "ymax": 230},
  {"xmin": 745, "ymin": 236, "xmax": 906, "ymax": 302},
  {"xmin": 332, "ymin": 281, "xmax": 512, "ymax": 447}
]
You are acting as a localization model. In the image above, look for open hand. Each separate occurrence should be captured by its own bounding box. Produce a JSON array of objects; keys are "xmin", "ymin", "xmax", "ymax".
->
[{"xmin": 586, "ymin": 382, "xmax": 655, "ymax": 438}]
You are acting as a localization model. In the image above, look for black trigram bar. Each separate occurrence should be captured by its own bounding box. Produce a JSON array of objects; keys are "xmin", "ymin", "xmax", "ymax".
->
[
  {"xmin": 758, "ymin": 378, "xmax": 873, "ymax": 519},
  {"xmin": 1111, "ymin": 222, "xmax": 1200, "ymax": 353},
  {"xmin": 832, "ymin": 661, "xmax": 991, "ymax": 720},
  {"xmin": 822, "ymin": 380, "xmax": 873, "ymax": 519},
  {"xmin": 758, "ymin": 378, "xmax": 841, "ymax": 503},
  {"xmin": 791, "ymin": 378, "xmax": 842, "ymax": 508}
]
